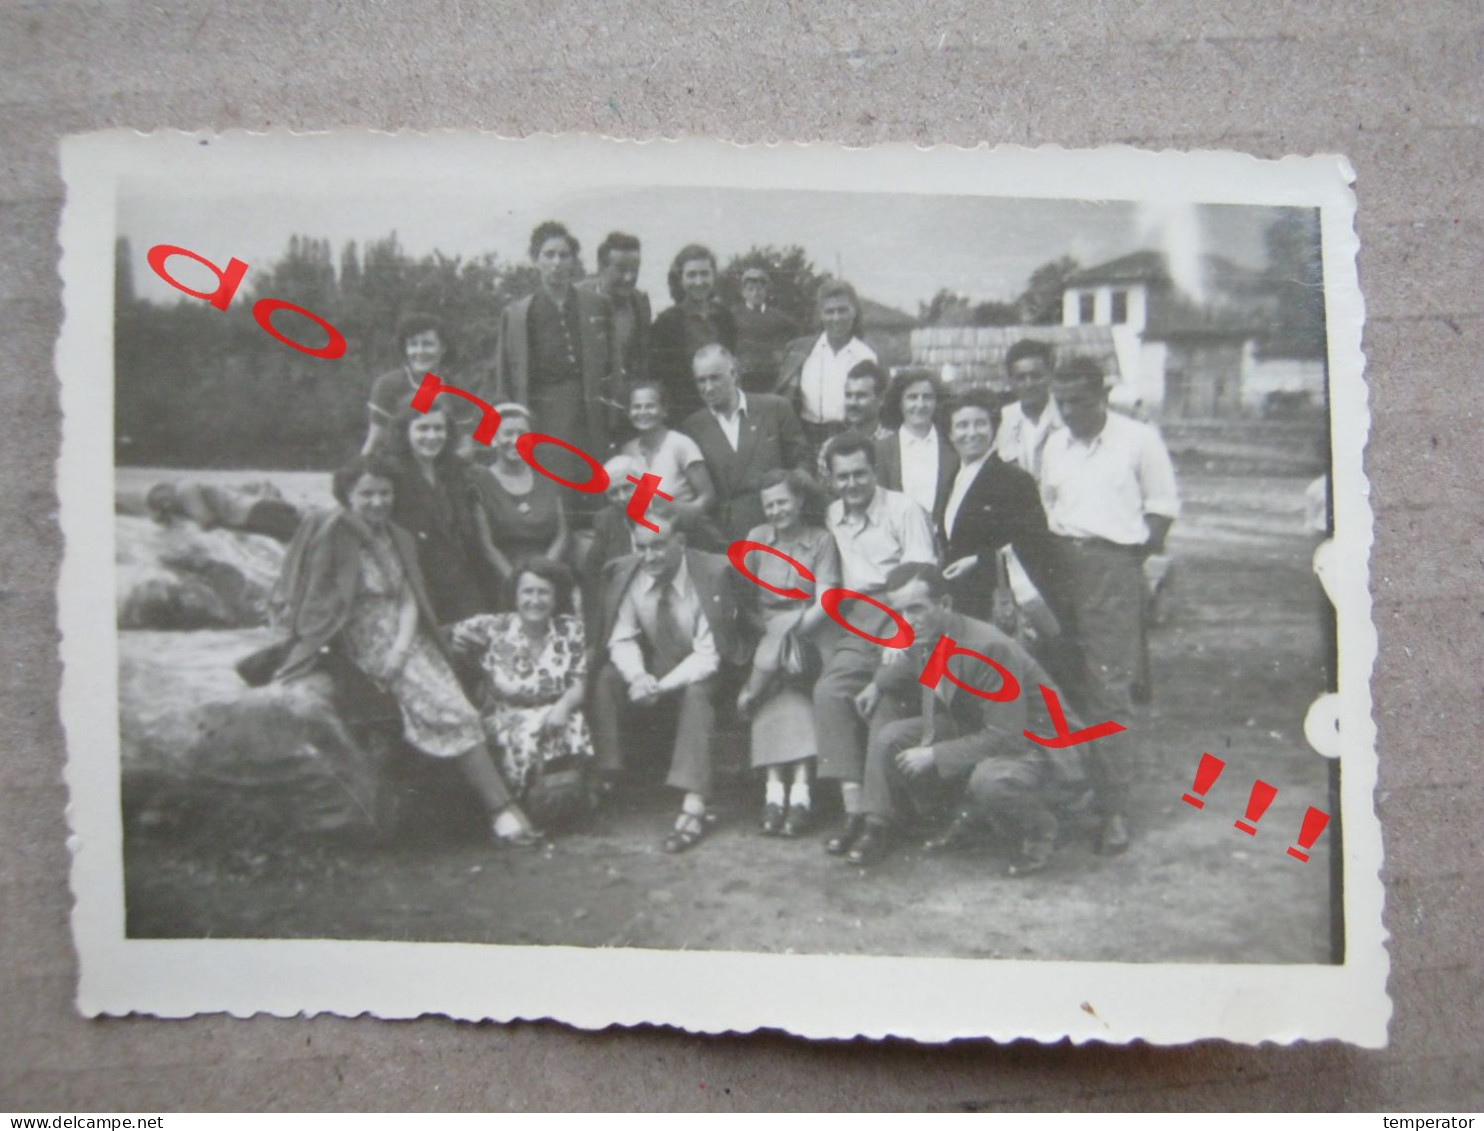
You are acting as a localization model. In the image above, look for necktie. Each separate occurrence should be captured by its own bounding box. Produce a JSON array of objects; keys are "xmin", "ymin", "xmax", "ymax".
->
[{"xmin": 651, "ymin": 582, "xmax": 689, "ymax": 677}]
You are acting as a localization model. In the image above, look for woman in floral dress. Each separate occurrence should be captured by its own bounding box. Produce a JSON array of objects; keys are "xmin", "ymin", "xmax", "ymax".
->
[{"xmin": 451, "ymin": 557, "xmax": 596, "ymax": 825}]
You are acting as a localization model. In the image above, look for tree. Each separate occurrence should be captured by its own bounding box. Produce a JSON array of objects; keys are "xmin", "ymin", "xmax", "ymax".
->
[
  {"xmin": 1018, "ymin": 255, "xmax": 1080, "ymax": 324},
  {"xmin": 113, "ymin": 231, "xmax": 546, "ymax": 469},
  {"xmin": 920, "ymin": 288, "xmax": 974, "ymax": 327},
  {"xmin": 969, "ymin": 299, "xmax": 1022, "ymax": 327},
  {"xmin": 339, "ymin": 240, "xmax": 362, "ymax": 300},
  {"xmin": 1262, "ymin": 210, "xmax": 1326, "ymax": 360},
  {"xmin": 717, "ymin": 245, "xmax": 829, "ymax": 334}
]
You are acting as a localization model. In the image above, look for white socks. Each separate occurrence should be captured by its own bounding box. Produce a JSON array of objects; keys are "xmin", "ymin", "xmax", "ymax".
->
[
  {"xmin": 765, "ymin": 779, "xmax": 786, "ymax": 806},
  {"xmin": 840, "ymin": 781, "xmax": 862, "ymax": 815},
  {"xmin": 788, "ymin": 781, "xmax": 811, "ymax": 811}
]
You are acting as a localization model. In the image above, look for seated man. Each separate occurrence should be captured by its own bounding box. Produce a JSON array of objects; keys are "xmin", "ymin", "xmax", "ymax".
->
[
  {"xmin": 589, "ymin": 518, "xmax": 752, "ymax": 853},
  {"xmin": 809, "ymin": 433, "xmax": 937, "ymax": 859},
  {"xmin": 847, "ymin": 562, "xmax": 1086, "ymax": 874}
]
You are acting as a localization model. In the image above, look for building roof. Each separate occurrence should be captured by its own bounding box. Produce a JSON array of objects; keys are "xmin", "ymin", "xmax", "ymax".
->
[
  {"xmin": 1065, "ymin": 250, "xmax": 1170, "ymax": 287},
  {"xmin": 1066, "ymin": 250, "xmax": 1263, "ymax": 293}
]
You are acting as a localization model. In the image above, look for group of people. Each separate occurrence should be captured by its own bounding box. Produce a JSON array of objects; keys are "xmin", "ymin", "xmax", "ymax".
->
[{"xmin": 153, "ymin": 220, "xmax": 1181, "ymax": 876}]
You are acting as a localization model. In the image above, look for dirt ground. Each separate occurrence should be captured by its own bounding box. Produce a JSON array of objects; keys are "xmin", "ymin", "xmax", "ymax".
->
[{"xmin": 120, "ymin": 470, "xmax": 1338, "ymax": 965}]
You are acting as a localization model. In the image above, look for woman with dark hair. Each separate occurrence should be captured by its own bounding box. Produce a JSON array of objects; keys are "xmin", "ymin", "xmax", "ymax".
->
[
  {"xmin": 735, "ymin": 467, "xmax": 839, "ymax": 837},
  {"xmin": 450, "ymin": 556, "xmax": 596, "ymax": 826},
  {"xmin": 875, "ymin": 367, "xmax": 959, "ymax": 522},
  {"xmin": 383, "ymin": 403, "xmax": 489, "ymax": 625},
  {"xmin": 466, "ymin": 402, "xmax": 569, "ymax": 596},
  {"xmin": 649, "ymin": 243, "xmax": 737, "ymax": 422},
  {"xmin": 777, "ymin": 279, "xmax": 878, "ymax": 454},
  {"xmin": 274, "ymin": 454, "xmax": 542, "ymax": 847},
  {"xmin": 363, "ymin": 312, "xmax": 477, "ymax": 458},
  {"xmin": 618, "ymin": 378, "xmax": 716, "ymax": 527}
]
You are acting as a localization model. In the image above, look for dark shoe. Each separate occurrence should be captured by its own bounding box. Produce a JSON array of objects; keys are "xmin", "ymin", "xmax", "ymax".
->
[
  {"xmin": 1006, "ymin": 833, "xmax": 1056, "ymax": 877},
  {"xmin": 922, "ymin": 810, "xmax": 978, "ymax": 854},
  {"xmin": 846, "ymin": 825, "xmax": 893, "ymax": 867},
  {"xmin": 760, "ymin": 802, "xmax": 785, "ymax": 837},
  {"xmin": 781, "ymin": 805, "xmax": 812, "ymax": 839},
  {"xmin": 1096, "ymin": 813, "xmax": 1131, "ymax": 856},
  {"xmin": 662, "ymin": 813, "xmax": 708, "ymax": 855},
  {"xmin": 824, "ymin": 814, "xmax": 866, "ymax": 856}
]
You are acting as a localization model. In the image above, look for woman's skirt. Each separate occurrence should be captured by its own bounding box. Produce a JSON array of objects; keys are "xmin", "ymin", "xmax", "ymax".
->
[{"xmin": 748, "ymin": 606, "xmax": 819, "ymax": 768}]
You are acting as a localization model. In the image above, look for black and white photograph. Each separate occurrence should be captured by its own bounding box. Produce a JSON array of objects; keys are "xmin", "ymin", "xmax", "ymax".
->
[{"xmin": 57, "ymin": 133, "xmax": 1384, "ymax": 1043}]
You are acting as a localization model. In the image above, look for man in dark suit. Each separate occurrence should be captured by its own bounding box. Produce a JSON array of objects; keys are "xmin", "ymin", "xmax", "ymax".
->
[
  {"xmin": 938, "ymin": 391, "xmax": 1062, "ymax": 625},
  {"xmin": 590, "ymin": 518, "xmax": 753, "ymax": 853},
  {"xmin": 846, "ymin": 562, "xmax": 1086, "ymax": 874},
  {"xmin": 680, "ymin": 343, "xmax": 809, "ymax": 541},
  {"xmin": 578, "ymin": 231, "xmax": 651, "ymax": 385},
  {"xmin": 491, "ymin": 222, "xmax": 623, "ymax": 484},
  {"xmin": 733, "ymin": 267, "xmax": 799, "ymax": 394}
]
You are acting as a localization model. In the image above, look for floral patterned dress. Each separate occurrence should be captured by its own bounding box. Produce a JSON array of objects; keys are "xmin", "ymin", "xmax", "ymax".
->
[
  {"xmin": 451, "ymin": 612, "xmax": 595, "ymax": 795},
  {"xmin": 340, "ymin": 540, "xmax": 486, "ymax": 759}
]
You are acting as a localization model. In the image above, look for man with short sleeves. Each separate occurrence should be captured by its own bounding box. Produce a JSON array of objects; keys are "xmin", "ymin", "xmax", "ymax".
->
[
  {"xmin": 1039, "ymin": 356, "xmax": 1180, "ymax": 853},
  {"xmin": 806, "ymin": 433, "xmax": 937, "ymax": 858},
  {"xmin": 590, "ymin": 519, "xmax": 750, "ymax": 853}
]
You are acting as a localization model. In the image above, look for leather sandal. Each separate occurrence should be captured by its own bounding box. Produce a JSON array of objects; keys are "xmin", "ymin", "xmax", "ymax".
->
[
  {"xmin": 662, "ymin": 812, "xmax": 708, "ymax": 854},
  {"xmin": 781, "ymin": 806, "xmax": 812, "ymax": 838}
]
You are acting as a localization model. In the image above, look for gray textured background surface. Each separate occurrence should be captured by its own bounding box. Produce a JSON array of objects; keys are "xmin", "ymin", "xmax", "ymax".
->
[{"xmin": 3, "ymin": 1, "xmax": 1481, "ymax": 1111}]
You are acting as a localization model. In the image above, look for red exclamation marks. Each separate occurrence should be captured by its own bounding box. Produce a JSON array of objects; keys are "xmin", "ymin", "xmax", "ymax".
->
[
  {"xmin": 1181, "ymin": 752, "xmax": 1226, "ymax": 809},
  {"xmin": 1234, "ymin": 780, "xmax": 1278, "ymax": 835},
  {"xmin": 1286, "ymin": 807, "xmax": 1331, "ymax": 862}
]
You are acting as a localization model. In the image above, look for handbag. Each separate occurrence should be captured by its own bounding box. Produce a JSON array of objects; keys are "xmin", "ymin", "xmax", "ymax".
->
[
  {"xmin": 522, "ymin": 756, "xmax": 597, "ymax": 829},
  {"xmin": 778, "ymin": 627, "xmax": 823, "ymax": 683}
]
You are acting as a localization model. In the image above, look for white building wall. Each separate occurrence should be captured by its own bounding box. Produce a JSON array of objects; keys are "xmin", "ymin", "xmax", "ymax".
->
[
  {"xmin": 1243, "ymin": 356, "xmax": 1327, "ymax": 409},
  {"xmin": 1063, "ymin": 283, "xmax": 1160, "ymax": 408}
]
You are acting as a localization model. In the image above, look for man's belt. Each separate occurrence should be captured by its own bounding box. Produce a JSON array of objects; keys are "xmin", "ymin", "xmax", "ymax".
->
[{"xmin": 1055, "ymin": 534, "xmax": 1145, "ymax": 556}]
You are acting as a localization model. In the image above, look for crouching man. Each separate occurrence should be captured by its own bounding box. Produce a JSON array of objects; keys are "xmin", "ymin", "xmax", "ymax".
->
[{"xmin": 845, "ymin": 562, "xmax": 1087, "ymax": 875}]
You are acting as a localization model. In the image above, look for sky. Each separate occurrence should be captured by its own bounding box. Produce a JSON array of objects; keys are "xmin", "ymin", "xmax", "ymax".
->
[{"xmin": 120, "ymin": 182, "xmax": 1292, "ymax": 315}]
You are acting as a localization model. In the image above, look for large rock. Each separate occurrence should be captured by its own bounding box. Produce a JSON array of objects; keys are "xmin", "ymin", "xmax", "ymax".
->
[
  {"xmin": 120, "ymin": 629, "xmax": 399, "ymax": 842},
  {"xmin": 116, "ymin": 516, "xmax": 287, "ymax": 630}
]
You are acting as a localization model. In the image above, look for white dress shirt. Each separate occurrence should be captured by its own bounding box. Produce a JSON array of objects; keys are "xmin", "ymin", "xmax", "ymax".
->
[
  {"xmin": 942, "ymin": 453, "xmax": 989, "ymax": 540},
  {"xmin": 825, "ymin": 486, "xmax": 938, "ymax": 593},
  {"xmin": 799, "ymin": 335, "xmax": 877, "ymax": 425},
  {"xmin": 1039, "ymin": 412, "xmax": 1180, "ymax": 545},
  {"xmin": 607, "ymin": 559, "xmax": 720, "ymax": 692},
  {"xmin": 996, "ymin": 399, "xmax": 1063, "ymax": 479},
  {"xmin": 709, "ymin": 389, "xmax": 749, "ymax": 451},
  {"xmin": 897, "ymin": 426, "xmax": 942, "ymax": 517}
]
